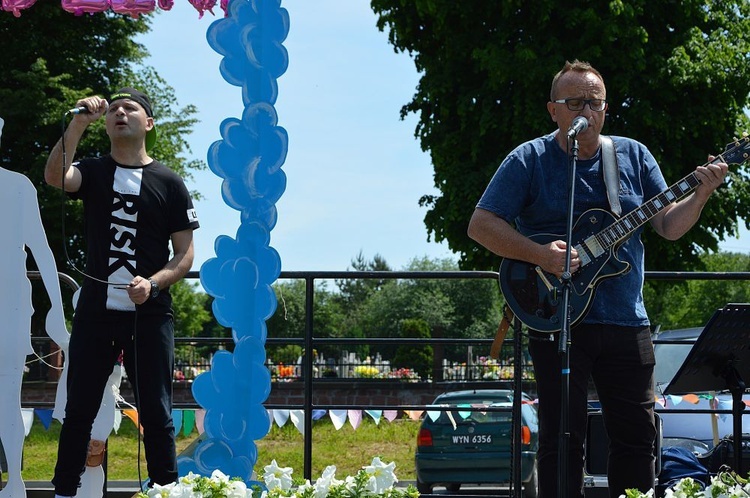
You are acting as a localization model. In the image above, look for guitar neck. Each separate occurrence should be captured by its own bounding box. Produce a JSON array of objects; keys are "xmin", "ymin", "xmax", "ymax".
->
[{"xmin": 597, "ymin": 170, "xmax": 701, "ymax": 249}]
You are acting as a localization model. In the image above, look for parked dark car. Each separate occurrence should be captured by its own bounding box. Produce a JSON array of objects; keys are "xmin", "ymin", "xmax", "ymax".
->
[
  {"xmin": 414, "ymin": 389, "xmax": 539, "ymax": 496},
  {"xmin": 653, "ymin": 327, "xmax": 750, "ymax": 455}
]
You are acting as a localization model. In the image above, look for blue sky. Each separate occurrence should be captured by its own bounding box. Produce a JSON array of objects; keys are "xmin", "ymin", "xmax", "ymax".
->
[
  {"xmin": 137, "ymin": 1, "xmax": 747, "ymax": 273},
  {"xmin": 137, "ymin": 1, "xmax": 455, "ymax": 272}
]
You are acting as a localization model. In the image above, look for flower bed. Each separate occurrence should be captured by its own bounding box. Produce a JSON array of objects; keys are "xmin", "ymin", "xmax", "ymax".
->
[{"xmin": 139, "ymin": 457, "xmax": 418, "ymax": 498}]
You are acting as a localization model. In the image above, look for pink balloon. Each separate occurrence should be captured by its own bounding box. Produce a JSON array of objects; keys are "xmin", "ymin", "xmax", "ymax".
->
[
  {"xmin": 110, "ymin": 0, "xmax": 155, "ymax": 18},
  {"xmin": 157, "ymin": 0, "xmax": 172, "ymax": 10},
  {"xmin": 2, "ymin": 0, "xmax": 38, "ymax": 17},
  {"xmin": 60, "ymin": 0, "xmax": 108, "ymax": 16},
  {"xmin": 188, "ymin": 0, "xmax": 215, "ymax": 18}
]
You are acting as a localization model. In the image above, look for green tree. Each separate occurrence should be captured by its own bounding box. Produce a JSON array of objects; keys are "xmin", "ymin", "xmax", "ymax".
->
[
  {"xmin": 335, "ymin": 251, "xmax": 393, "ymax": 307},
  {"xmin": 0, "ymin": 4, "xmax": 204, "ymax": 336},
  {"xmin": 392, "ymin": 318, "xmax": 433, "ymax": 380},
  {"xmin": 267, "ymin": 279, "xmax": 348, "ymax": 362},
  {"xmin": 354, "ymin": 256, "xmax": 502, "ymax": 363},
  {"xmin": 645, "ymin": 251, "xmax": 750, "ymax": 330},
  {"xmin": 371, "ymin": 0, "xmax": 750, "ymax": 271},
  {"xmin": 171, "ymin": 280, "xmax": 212, "ymax": 338}
]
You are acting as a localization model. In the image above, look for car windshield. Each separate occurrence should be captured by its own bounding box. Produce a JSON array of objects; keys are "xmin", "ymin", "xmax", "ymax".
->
[{"xmin": 652, "ymin": 328, "xmax": 701, "ymax": 390}]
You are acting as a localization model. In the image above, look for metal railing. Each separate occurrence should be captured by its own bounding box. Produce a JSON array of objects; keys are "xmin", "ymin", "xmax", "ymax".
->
[{"xmin": 22, "ymin": 268, "xmax": 750, "ymax": 497}]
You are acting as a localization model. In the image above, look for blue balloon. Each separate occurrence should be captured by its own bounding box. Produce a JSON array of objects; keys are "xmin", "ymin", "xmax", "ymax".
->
[{"xmin": 191, "ymin": 0, "xmax": 289, "ymax": 482}]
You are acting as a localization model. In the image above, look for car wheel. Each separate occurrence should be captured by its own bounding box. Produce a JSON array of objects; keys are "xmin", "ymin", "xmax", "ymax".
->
[
  {"xmin": 445, "ymin": 483, "xmax": 461, "ymax": 493},
  {"xmin": 523, "ymin": 462, "xmax": 538, "ymax": 498},
  {"xmin": 417, "ymin": 479, "xmax": 432, "ymax": 494}
]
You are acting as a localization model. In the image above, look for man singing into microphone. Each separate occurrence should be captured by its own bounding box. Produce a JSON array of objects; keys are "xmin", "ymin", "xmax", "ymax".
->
[
  {"xmin": 44, "ymin": 87, "xmax": 200, "ymax": 498},
  {"xmin": 467, "ymin": 60, "xmax": 727, "ymax": 497}
]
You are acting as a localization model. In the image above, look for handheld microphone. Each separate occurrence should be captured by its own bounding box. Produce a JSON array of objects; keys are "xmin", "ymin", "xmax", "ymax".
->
[
  {"xmin": 567, "ymin": 116, "xmax": 589, "ymax": 138},
  {"xmin": 67, "ymin": 106, "xmax": 90, "ymax": 115}
]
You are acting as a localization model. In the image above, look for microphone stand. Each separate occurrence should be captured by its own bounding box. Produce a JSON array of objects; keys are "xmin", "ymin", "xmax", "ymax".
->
[{"xmin": 557, "ymin": 132, "xmax": 580, "ymax": 498}]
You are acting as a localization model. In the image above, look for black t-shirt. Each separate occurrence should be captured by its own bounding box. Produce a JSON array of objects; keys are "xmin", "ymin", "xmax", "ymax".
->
[{"xmin": 69, "ymin": 155, "xmax": 200, "ymax": 318}]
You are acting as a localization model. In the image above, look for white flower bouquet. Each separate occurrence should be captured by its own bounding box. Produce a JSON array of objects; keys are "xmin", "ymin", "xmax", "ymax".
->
[
  {"xmin": 138, "ymin": 457, "xmax": 418, "ymax": 498},
  {"xmin": 621, "ymin": 470, "xmax": 749, "ymax": 497}
]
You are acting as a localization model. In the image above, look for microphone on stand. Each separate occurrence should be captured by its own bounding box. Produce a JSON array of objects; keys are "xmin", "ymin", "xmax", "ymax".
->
[{"xmin": 567, "ymin": 116, "xmax": 589, "ymax": 138}]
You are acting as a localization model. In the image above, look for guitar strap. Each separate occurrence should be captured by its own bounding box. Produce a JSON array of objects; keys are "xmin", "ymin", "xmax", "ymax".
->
[
  {"xmin": 601, "ymin": 135, "xmax": 622, "ymax": 217},
  {"xmin": 490, "ymin": 305, "xmax": 514, "ymax": 359}
]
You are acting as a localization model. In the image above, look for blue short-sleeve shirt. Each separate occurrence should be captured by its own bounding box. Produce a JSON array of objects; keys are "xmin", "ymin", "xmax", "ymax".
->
[{"xmin": 477, "ymin": 133, "xmax": 668, "ymax": 326}]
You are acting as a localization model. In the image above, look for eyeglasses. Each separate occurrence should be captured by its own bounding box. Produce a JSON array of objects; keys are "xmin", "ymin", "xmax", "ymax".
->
[{"xmin": 553, "ymin": 98, "xmax": 607, "ymax": 112}]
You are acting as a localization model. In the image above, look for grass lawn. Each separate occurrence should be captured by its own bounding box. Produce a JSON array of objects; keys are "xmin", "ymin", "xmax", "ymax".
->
[{"xmin": 11, "ymin": 414, "xmax": 420, "ymax": 483}]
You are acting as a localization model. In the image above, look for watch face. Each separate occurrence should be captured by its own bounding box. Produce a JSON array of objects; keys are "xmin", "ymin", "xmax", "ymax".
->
[{"xmin": 150, "ymin": 280, "xmax": 159, "ymax": 298}]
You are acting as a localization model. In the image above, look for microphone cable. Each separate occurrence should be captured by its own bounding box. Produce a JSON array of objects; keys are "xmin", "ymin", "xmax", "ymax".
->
[
  {"xmin": 130, "ymin": 307, "xmax": 147, "ymax": 491},
  {"xmin": 59, "ymin": 110, "xmax": 131, "ymax": 290}
]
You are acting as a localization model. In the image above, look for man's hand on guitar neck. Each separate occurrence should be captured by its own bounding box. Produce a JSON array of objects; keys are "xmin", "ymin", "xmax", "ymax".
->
[
  {"xmin": 694, "ymin": 155, "xmax": 728, "ymax": 203},
  {"xmin": 654, "ymin": 155, "xmax": 728, "ymax": 241}
]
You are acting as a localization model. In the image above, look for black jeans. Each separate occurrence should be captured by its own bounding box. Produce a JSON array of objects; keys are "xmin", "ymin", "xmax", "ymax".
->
[
  {"xmin": 53, "ymin": 313, "xmax": 177, "ymax": 496},
  {"xmin": 528, "ymin": 324, "xmax": 656, "ymax": 498}
]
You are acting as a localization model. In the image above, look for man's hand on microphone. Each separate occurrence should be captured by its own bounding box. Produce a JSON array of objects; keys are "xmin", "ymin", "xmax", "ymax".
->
[{"xmin": 71, "ymin": 96, "xmax": 108, "ymax": 123}]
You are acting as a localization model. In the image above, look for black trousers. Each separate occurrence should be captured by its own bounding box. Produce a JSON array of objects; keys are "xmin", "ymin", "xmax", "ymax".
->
[
  {"xmin": 528, "ymin": 324, "xmax": 656, "ymax": 498},
  {"xmin": 53, "ymin": 313, "xmax": 177, "ymax": 496}
]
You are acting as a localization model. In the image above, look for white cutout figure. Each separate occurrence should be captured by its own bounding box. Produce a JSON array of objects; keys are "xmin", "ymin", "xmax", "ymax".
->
[
  {"xmin": 0, "ymin": 116, "xmax": 70, "ymax": 498},
  {"xmin": 53, "ymin": 291, "xmax": 124, "ymax": 498}
]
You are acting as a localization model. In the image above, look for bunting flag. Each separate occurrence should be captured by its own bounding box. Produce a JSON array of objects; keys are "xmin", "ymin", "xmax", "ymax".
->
[
  {"xmin": 365, "ymin": 410, "xmax": 382, "ymax": 425},
  {"xmin": 272, "ymin": 409, "xmax": 290, "ymax": 428},
  {"xmin": 668, "ymin": 395, "xmax": 683, "ymax": 406},
  {"xmin": 682, "ymin": 394, "xmax": 700, "ymax": 404},
  {"xmin": 195, "ymin": 409, "xmax": 206, "ymax": 434},
  {"xmin": 312, "ymin": 409, "xmax": 327, "ymax": 421},
  {"xmin": 290, "ymin": 410, "xmax": 305, "ymax": 435},
  {"xmin": 348, "ymin": 410, "xmax": 362, "ymax": 430},
  {"xmin": 406, "ymin": 410, "xmax": 423, "ymax": 421},
  {"xmin": 122, "ymin": 409, "xmax": 140, "ymax": 432},
  {"xmin": 182, "ymin": 409, "xmax": 195, "ymax": 436},
  {"xmin": 718, "ymin": 399, "xmax": 733, "ymax": 422},
  {"xmin": 35, "ymin": 408, "xmax": 54, "ymax": 430},
  {"xmin": 457, "ymin": 404, "xmax": 472, "ymax": 420},
  {"xmin": 22, "ymin": 408, "xmax": 34, "ymax": 436},
  {"xmin": 384, "ymin": 410, "xmax": 398, "ymax": 422},
  {"xmin": 172, "ymin": 409, "xmax": 183, "ymax": 435},
  {"xmin": 329, "ymin": 410, "xmax": 347, "ymax": 430}
]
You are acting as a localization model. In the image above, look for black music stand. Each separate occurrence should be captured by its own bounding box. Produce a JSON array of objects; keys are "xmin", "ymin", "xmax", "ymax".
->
[{"xmin": 664, "ymin": 303, "xmax": 750, "ymax": 473}]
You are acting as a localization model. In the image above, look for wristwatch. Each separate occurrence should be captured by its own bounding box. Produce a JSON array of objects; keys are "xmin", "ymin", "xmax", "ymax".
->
[{"xmin": 148, "ymin": 278, "xmax": 160, "ymax": 299}]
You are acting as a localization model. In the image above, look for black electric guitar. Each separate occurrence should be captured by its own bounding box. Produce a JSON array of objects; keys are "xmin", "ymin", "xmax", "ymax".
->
[{"xmin": 499, "ymin": 136, "xmax": 750, "ymax": 333}]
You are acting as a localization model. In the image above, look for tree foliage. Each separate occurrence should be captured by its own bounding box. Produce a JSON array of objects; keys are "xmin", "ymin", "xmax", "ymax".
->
[
  {"xmin": 392, "ymin": 318, "xmax": 433, "ymax": 379},
  {"xmin": 644, "ymin": 251, "xmax": 750, "ymax": 330},
  {"xmin": 371, "ymin": 0, "xmax": 750, "ymax": 271},
  {"xmin": 265, "ymin": 254, "xmax": 503, "ymax": 366},
  {"xmin": 0, "ymin": 5, "xmax": 205, "ymax": 334}
]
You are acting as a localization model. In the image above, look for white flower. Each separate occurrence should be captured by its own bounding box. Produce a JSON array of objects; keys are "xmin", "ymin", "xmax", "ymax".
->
[
  {"xmin": 264, "ymin": 459, "xmax": 294, "ymax": 491},
  {"xmin": 144, "ymin": 481, "xmax": 186, "ymax": 498},
  {"xmin": 312, "ymin": 465, "xmax": 340, "ymax": 498},
  {"xmin": 363, "ymin": 457, "xmax": 397, "ymax": 494},
  {"xmin": 227, "ymin": 479, "xmax": 251, "ymax": 498}
]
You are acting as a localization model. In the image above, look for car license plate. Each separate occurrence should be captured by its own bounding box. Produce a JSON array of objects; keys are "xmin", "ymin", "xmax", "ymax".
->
[{"xmin": 451, "ymin": 434, "xmax": 493, "ymax": 444}]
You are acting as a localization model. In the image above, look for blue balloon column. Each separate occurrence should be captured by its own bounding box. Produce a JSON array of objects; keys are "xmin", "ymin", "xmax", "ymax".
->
[{"xmin": 178, "ymin": 0, "xmax": 289, "ymax": 482}]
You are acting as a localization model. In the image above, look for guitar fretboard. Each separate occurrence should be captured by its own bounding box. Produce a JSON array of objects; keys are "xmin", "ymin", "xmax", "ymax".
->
[{"xmin": 596, "ymin": 172, "xmax": 702, "ymax": 250}]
